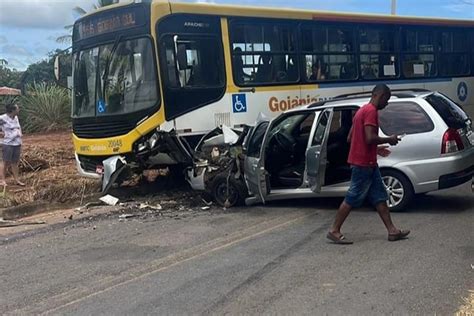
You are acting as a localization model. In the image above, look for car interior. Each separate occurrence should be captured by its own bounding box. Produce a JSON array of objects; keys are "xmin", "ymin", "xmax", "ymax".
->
[{"xmin": 264, "ymin": 109, "xmax": 355, "ymax": 189}]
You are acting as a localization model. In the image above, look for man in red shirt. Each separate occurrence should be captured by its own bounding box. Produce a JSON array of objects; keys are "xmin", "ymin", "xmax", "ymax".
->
[{"xmin": 327, "ymin": 84, "xmax": 410, "ymax": 244}]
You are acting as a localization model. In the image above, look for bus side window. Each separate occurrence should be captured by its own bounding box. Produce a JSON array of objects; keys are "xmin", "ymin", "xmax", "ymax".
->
[
  {"xmin": 401, "ymin": 29, "xmax": 437, "ymax": 78},
  {"xmin": 229, "ymin": 21, "xmax": 299, "ymax": 86},
  {"xmin": 438, "ymin": 30, "xmax": 470, "ymax": 77},
  {"xmin": 359, "ymin": 27, "xmax": 399, "ymax": 79},
  {"xmin": 471, "ymin": 31, "xmax": 474, "ymax": 76},
  {"xmin": 302, "ymin": 25, "xmax": 357, "ymax": 81},
  {"xmin": 255, "ymin": 55, "xmax": 274, "ymax": 82}
]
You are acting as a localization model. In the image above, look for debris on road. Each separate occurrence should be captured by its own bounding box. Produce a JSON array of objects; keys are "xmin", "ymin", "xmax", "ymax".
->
[
  {"xmin": 77, "ymin": 202, "xmax": 101, "ymax": 210},
  {"xmin": 138, "ymin": 203, "xmax": 162, "ymax": 210},
  {"xmin": 100, "ymin": 194, "xmax": 119, "ymax": 206},
  {"xmin": 118, "ymin": 214, "xmax": 136, "ymax": 219}
]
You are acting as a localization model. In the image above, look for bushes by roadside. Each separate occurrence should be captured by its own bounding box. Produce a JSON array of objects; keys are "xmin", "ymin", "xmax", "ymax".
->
[{"xmin": 19, "ymin": 82, "xmax": 71, "ymax": 133}]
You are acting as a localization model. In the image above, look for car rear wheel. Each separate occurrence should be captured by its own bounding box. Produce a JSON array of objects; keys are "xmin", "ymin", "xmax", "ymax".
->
[{"xmin": 381, "ymin": 170, "xmax": 414, "ymax": 212}]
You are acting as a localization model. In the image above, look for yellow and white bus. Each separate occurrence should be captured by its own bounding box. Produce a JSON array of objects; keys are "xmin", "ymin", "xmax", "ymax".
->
[{"xmin": 71, "ymin": 0, "xmax": 474, "ymax": 184}]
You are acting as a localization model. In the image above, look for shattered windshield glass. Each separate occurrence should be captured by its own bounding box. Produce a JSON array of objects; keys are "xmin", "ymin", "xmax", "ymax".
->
[{"xmin": 73, "ymin": 37, "xmax": 159, "ymax": 118}]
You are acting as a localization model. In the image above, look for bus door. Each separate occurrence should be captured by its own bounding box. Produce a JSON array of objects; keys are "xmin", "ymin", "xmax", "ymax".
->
[{"xmin": 157, "ymin": 15, "xmax": 226, "ymax": 127}]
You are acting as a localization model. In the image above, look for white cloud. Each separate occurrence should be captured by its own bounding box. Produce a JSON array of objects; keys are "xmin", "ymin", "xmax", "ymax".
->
[
  {"xmin": 0, "ymin": 35, "xmax": 7, "ymax": 44},
  {"xmin": 443, "ymin": 3, "xmax": 474, "ymax": 15},
  {"xmin": 0, "ymin": 0, "xmax": 95, "ymax": 29},
  {"xmin": 1, "ymin": 44, "xmax": 33, "ymax": 56},
  {"xmin": 195, "ymin": 0, "xmax": 216, "ymax": 3},
  {"xmin": 4, "ymin": 57, "xmax": 27, "ymax": 70},
  {"xmin": 34, "ymin": 45, "xmax": 51, "ymax": 55}
]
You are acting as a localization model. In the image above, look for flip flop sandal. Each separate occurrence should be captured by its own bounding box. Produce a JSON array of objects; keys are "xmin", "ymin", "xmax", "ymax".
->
[
  {"xmin": 388, "ymin": 229, "xmax": 410, "ymax": 241},
  {"xmin": 327, "ymin": 232, "xmax": 353, "ymax": 244}
]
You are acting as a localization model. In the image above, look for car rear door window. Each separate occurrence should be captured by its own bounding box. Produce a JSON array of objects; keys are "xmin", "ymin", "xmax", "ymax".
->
[
  {"xmin": 379, "ymin": 102, "xmax": 434, "ymax": 135},
  {"xmin": 424, "ymin": 93, "xmax": 469, "ymax": 129}
]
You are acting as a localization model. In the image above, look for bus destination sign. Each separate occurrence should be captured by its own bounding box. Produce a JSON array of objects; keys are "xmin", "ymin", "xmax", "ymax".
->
[{"xmin": 74, "ymin": 7, "xmax": 145, "ymax": 41}]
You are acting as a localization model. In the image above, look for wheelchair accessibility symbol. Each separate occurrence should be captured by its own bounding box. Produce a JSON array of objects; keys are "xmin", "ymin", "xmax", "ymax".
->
[
  {"xmin": 232, "ymin": 94, "xmax": 247, "ymax": 113},
  {"xmin": 457, "ymin": 82, "xmax": 468, "ymax": 102},
  {"xmin": 97, "ymin": 99, "xmax": 106, "ymax": 114}
]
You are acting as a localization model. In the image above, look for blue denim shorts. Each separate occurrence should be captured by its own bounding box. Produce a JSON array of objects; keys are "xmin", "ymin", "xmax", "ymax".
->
[{"xmin": 345, "ymin": 166, "xmax": 388, "ymax": 207}]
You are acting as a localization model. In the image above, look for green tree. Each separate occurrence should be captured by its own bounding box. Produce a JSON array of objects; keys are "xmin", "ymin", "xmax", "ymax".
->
[
  {"xmin": 21, "ymin": 59, "xmax": 55, "ymax": 87},
  {"xmin": 57, "ymin": 0, "xmax": 118, "ymax": 44},
  {"xmin": 0, "ymin": 65, "xmax": 23, "ymax": 88},
  {"xmin": 19, "ymin": 49, "xmax": 72, "ymax": 88}
]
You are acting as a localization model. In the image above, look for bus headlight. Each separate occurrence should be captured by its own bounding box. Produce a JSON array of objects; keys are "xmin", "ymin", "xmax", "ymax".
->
[
  {"xmin": 148, "ymin": 133, "xmax": 159, "ymax": 149},
  {"xmin": 137, "ymin": 142, "xmax": 147, "ymax": 152}
]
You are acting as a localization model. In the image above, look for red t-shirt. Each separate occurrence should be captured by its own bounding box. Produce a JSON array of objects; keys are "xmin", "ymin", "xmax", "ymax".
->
[{"xmin": 347, "ymin": 103, "xmax": 379, "ymax": 167}]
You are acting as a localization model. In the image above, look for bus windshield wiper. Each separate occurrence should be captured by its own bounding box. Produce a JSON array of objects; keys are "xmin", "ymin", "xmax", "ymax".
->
[{"xmin": 101, "ymin": 35, "xmax": 123, "ymax": 99}]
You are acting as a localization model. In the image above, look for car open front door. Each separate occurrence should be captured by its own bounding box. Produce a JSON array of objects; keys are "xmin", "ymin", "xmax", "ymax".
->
[
  {"xmin": 243, "ymin": 120, "xmax": 269, "ymax": 204},
  {"xmin": 305, "ymin": 108, "xmax": 333, "ymax": 192}
]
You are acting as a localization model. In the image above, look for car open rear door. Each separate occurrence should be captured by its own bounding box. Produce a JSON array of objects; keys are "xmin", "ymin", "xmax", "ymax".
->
[
  {"xmin": 305, "ymin": 108, "xmax": 333, "ymax": 192},
  {"xmin": 243, "ymin": 120, "xmax": 269, "ymax": 203}
]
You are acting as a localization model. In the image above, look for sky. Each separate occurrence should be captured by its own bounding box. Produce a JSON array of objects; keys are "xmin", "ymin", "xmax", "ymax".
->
[{"xmin": 0, "ymin": 0, "xmax": 473, "ymax": 71}]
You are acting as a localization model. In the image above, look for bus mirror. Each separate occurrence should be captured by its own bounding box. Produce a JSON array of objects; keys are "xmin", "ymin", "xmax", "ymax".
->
[
  {"xmin": 173, "ymin": 35, "xmax": 187, "ymax": 70},
  {"xmin": 177, "ymin": 45, "xmax": 187, "ymax": 70},
  {"xmin": 54, "ymin": 56, "xmax": 60, "ymax": 81}
]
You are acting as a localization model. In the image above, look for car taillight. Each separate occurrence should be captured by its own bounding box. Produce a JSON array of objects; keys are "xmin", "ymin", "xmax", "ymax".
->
[{"xmin": 441, "ymin": 128, "xmax": 464, "ymax": 154}]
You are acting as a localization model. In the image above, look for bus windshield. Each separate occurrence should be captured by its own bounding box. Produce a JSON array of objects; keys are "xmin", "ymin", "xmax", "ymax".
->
[{"xmin": 73, "ymin": 37, "xmax": 159, "ymax": 118}]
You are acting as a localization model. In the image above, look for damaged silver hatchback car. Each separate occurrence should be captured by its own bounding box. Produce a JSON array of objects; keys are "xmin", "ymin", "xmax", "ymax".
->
[{"xmin": 187, "ymin": 90, "xmax": 474, "ymax": 211}]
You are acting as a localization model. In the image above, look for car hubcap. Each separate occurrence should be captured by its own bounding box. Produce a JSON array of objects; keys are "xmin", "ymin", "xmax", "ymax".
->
[{"xmin": 383, "ymin": 176, "xmax": 405, "ymax": 207}]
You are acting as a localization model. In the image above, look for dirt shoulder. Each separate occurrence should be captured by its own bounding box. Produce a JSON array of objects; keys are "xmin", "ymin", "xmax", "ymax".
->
[
  {"xmin": 0, "ymin": 130, "xmax": 100, "ymax": 209},
  {"xmin": 0, "ymin": 131, "xmax": 220, "ymax": 234}
]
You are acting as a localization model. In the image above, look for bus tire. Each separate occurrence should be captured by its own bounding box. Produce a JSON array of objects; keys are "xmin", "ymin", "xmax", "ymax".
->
[
  {"xmin": 381, "ymin": 169, "xmax": 414, "ymax": 212},
  {"xmin": 210, "ymin": 173, "xmax": 247, "ymax": 208}
]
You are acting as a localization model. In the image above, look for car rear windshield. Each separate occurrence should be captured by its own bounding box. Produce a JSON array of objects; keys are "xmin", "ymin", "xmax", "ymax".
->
[{"xmin": 424, "ymin": 93, "xmax": 469, "ymax": 129}]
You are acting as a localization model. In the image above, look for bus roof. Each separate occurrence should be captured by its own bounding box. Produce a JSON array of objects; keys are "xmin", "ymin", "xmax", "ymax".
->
[{"xmin": 160, "ymin": 0, "xmax": 474, "ymax": 27}]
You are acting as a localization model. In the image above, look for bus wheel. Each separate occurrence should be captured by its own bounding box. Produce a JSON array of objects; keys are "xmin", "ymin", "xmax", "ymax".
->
[
  {"xmin": 381, "ymin": 170, "xmax": 414, "ymax": 212},
  {"xmin": 211, "ymin": 173, "xmax": 247, "ymax": 208}
]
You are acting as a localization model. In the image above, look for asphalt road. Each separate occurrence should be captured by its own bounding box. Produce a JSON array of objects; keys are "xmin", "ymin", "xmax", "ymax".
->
[{"xmin": 1, "ymin": 182, "xmax": 473, "ymax": 315}]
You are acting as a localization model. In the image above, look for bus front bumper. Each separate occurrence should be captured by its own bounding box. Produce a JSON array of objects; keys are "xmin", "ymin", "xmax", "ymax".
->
[
  {"xmin": 75, "ymin": 153, "xmax": 128, "ymax": 193},
  {"xmin": 75, "ymin": 153, "xmax": 102, "ymax": 179},
  {"xmin": 102, "ymin": 156, "xmax": 128, "ymax": 192}
]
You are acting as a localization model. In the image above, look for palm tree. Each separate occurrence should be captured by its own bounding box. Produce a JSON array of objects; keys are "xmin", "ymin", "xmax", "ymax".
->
[{"xmin": 56, "ymin": 0, "xmax": 119, "ymax": 44}]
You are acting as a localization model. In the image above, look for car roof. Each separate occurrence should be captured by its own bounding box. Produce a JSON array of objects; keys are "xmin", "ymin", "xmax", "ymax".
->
[{"xmin": 300, "ymin": 89, "xmax": 434, "ymax": 111}]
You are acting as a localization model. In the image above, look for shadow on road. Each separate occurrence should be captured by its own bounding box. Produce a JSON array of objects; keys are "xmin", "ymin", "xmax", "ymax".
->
[
  {"xmin": 406, "ymin": 192, "xmax": 473, "ymax": 214},
  {"xmin": 235, "ymin": 189, "xmax": 472, "ymax": 215}
]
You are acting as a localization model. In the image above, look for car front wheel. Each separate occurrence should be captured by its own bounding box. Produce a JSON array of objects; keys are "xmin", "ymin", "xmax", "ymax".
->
[
  {"xmin": 210, "ymin": 173, "xmax": 248, "ymax": 208},
  {"xmin": 381, "ymin": 170, "xmax": 414, "ymax": 212}
]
